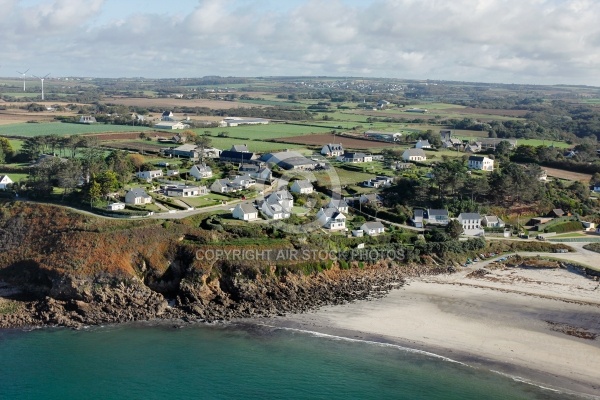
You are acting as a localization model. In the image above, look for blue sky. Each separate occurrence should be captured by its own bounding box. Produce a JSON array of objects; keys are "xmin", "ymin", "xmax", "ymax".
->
[{"xmin": 4, "ymin": 0, "xmax": 600, "ymax": 86}]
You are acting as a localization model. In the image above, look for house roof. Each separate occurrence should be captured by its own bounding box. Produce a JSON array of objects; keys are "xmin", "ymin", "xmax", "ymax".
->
[
  {"xmin": 552, "ymin": 208, "xmax": 565, "ymax": 216},
  {"xmin": 293, "ymin": 179, "xmax": 313, "ymax": 189},
  {"xmin": 343, "ymin": 152, "xmax": 368, "ymax": 159},
  {"xmin": 416, "ymin": 139, "xmax": 430, "ymax": 146},
  {"xmin": 403, "ymin": 148, "xmax": 426, "ymax": 157},
  {"xmin": 323, "ymin": 143, "xmax": 343, "ymax": 152},
  {"xmin": 427, "ymin": 209, "xmax": 449, "ymax": 217},
  {"xmin": 191, "ymin": 164, "xmax": 212, "ymax": 172},
  {"xmin": 127, "ymin": 188, "xmax": 150, "ymax": 198},
  {"xmin": 327, "ymin": 199, "xmax": 349, "ymax": 209},
  {"xmin": 173, "ymin": 144, "xmax": 197, "ymax": 152},
  {"xmin": 483, "ymin": 215, "xmax": 501, "ymax": 223},
  {"xmin": 220, "ymin": 150, "xmax": 256, "ymax": 161},
  {"xmin": 230, "ymin": 144, "xmax": 249, "ymax": 152},
  {"xmin": 237, "ymin": 203, "xmax": 257, "ymax": 214},
  {"xmin": 362, "ymin": 221, "xmax": 384, "ymax": 230},
  {"xmin": 413, "ymin": 209, "xmax": 424, "ymax": 218},
  {"xmin": 458, "ymin": 212, "xmax": 481, "ymax": 220},
  {"xmin": 0, "ymin": 175, "xmax": 13, "ymax": 182},
  {"xmin": 468, "ymin": 156, "xmax": 486, "ymax": 162}
]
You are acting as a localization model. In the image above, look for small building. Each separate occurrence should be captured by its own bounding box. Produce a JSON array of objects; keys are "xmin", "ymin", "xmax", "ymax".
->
[
  {"xmin": 412, "ymin": 209, "xmax": 424, "ymax": 228},
  {"xmin": 260, "ymin": 151, "xmax": 318, "ymax": 171},
  {"xmin": 250, "ymin": 167, "xmax": 272, "ymax": 182},
  {"xmin": 327, "ymin": 198, "xmax": 349, "ymax": 213},
  {"xmin": 321, "ymin": 143, "xmax": 344, "ymax": 157},
  {"xmin": 415, "ymin": 139, "xmax": 432, "ymax": 149},
  {"xmin": 583, "ymin": 221, "xmax": 596, "ymax": 232},
  {"xmin": 290, "ymin": 179, "xmax": 314, "ymax": 194},
  {"xmin": 457, "ymin": 213, "xmax": 484, "ymax": 236},
  {"xmin": 219, "ymin": 150, "xmax": 257, "ymax": 164},
  {"xmin": 106, "ymin": 202, "xmax": 126, "ymax": 211},
  {"xmin": 390, "ymin": 162, "xmax": 414, "ymax": 171},
  {"xmin": 79, "ymin": 115, "xmax": 97, "ymax": 124},
  {"xmin": 211, "ymin": 179, "xmax": 240, "ymax": 193},
  {"xmin": 468, "ymin": 156, "xmax": 494, "ymax": 171},
  {"xmin": 364, "ymin": 131, "xmax": 402, "ymax": 142},
  {"xmin": 548, "ymin": 209, "xmax": 565, "ymax": 218},
  {"xmin": 167, "ymin": 169, "xmax": 179, "ymax": 177},
  {"xmin": 189, "ymin": 164, "xmax": 213, "ymax": 180},
  {"xmin": 154, "ymin": 121, "xmax": 188, "ymax": 130},
  {"xmin": 161, "ymin": 111, "xmax": 175, "ymax": 121},
  {"xmin": 260, "ymin": 190, "xmax": 294, "ymax": 220},
  {"xmin": 166, "ymin": 185, "xmax": 207, "ymax": 197},
  {"xmin": 427, "ymin": 209, "xmax": 449, "ymax": 225},
  {"xmin": 136, "ymin": 170, "xmax": 163, "ymax": 182},
  {"xmin": 125, "ymin": 188, "xmax": 152, "ymax": 205},
  {"xmin": 359, "ymin": 193, "xmax": 382, "ymax": 204},
  {"xmin": 402, "ymin": 148, "xmax": 427, "ymax": 162},
  {"xmin": 338, "ymin": 152, "xmax": 373, "ymax": 163},
  {"xmin": 360, "ymin": 221, "xmax": 385, "ymax": 236},
  {"xmin": 316, "ymin": 208, "xmax": 346, "ymax": 231},
  {"xmin": 220, "ymin": 117, "xmax": 269, "ymax": 127},
  {"xmin": 163, "ymin": 144, "xmax": 198, "ymax": 159},
  {"xmin": 464, "ymin": 143, "xmax": 482, "ymax": 153},
  {"xmin": 0, "ymin": 175, "xmax": 13, "ymax": 189},
  {"xmin": 482, "ymin": 215, "xmax": 505, "ymax": 228},
  {"xmin": 232, "ymin": 203, "xmax": 259, "ymax": 221},
  {"xmin": 363, "ymin": 175, "xmax": 393, "ymax": 188}
]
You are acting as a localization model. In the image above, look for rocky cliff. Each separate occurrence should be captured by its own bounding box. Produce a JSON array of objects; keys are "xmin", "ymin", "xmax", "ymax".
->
[{"xmin": 0, "ymin": 202, "xmax": 444, "ymax": 328}]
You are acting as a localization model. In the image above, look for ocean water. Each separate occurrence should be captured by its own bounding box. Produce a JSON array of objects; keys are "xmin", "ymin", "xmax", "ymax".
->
[{"xmin": 0, "ymin": 323, "xmax": 584, "ymax": 400}]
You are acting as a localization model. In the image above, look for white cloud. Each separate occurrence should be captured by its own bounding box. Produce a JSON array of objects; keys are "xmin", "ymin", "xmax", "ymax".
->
[{"xmin": 4, "ymin": 0, "xmax": 600, "ymax": 85}]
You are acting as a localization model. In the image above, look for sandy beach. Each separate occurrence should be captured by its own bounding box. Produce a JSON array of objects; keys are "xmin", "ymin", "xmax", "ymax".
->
[{"xmin": 268, "ymin": 254, "xmax": 600, "ymax": 398}]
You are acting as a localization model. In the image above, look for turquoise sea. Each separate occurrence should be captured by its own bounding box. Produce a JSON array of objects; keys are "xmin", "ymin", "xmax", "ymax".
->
[{"xmin": 0, "ymin": 323, "xmax": 584, "ymax": 400}]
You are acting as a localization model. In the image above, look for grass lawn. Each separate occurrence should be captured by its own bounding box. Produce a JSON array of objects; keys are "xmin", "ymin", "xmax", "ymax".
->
[
  {"xmin": 0, "ymin": 122, "xmax": 152, "ymax": 137},
  {"xmin": 4, "ymin": 173, "xmax": 28, "ymax": 182},
  {"xmin": 551, "ymin": 232, "xmax": 588, "ymax": 238},
  {"xmin": 6, "ymin": 138, "xmax": 24, "ymax": 151},
  {"xmin": 180, "ymin": 196, "xmax": 222, "ymax": 208}
]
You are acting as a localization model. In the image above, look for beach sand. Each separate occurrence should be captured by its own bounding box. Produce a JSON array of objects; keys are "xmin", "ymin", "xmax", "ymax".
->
[{"xmin": 268, "ymin": 260, "xmax": 600, "ymax": 398}]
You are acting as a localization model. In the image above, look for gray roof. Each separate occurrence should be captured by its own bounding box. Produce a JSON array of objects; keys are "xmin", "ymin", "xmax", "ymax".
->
[
  {"xmin": 237, "ymin": 203, "xmax": 257, "ymax": 214},
  {"xmin": 403, "ymin": 148, "xmax": 426, "ymax": 157},
  {"xmin": 343, "ymin": 152, "xmax": 368, "ymax": 159},
  {"xmin": 459, "ymin": 212, "xmax": 481, "ymax": 220},
  {"xmin": 428, "ymin": 209, "xmax": 449, "ymax": 217},
  {"xmin": 327, "ymin": 199, "xmax": 349, "ymax": 209},
  {"xmin": 414, "ymin": 209, "xmax": 424, "ymax": 218},
  {"xmin": 293, "ymin": 180, "xmax": 313, "ymax": 189},
  {"xmin": 324, "ymin": 143, "xmax": 343, "ymax": 152},
  {"xmin": 468, "ymin": 155, "xmax": 486, "ymax": 162},
  {"xmin": 230, "ymin": 144, "xmax": 249, "ymax": 152},
  {"xmin": 362, "ymin": 221, "xmax": 385, "ymax": 230},
  {"xmin": 127, "ymin": 188, "xmax": 150, "ymax": 198}
]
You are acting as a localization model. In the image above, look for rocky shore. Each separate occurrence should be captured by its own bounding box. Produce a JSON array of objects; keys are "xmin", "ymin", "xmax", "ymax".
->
[{"xmin": 0, "ymin": 262, "xmax": 446, "ymax": 329}]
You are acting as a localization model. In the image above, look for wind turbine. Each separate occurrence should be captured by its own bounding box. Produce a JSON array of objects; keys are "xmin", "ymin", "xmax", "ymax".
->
[
  {"xmin": 32, "ymin": 73, "xmax": 50, "ymax": 100},
  {"xmin": 16, "ymin": 68, "xmax": 29, "ymax": 91}
]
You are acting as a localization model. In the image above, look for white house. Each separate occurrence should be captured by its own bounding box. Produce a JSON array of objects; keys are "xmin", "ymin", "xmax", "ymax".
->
[
  {"xmin": 402, "ymin": 149, "xmax": 427, "ymax": 162},
  {"xmin": 415, "ymin": 139, "xmax": 432, "ymax": 149},
  {"xmin": 154, "ymin": 121, "xmax": 188, "ymax": 130},
  {"xmin": 482, "ymin": 215, "xmax": 505, "ymax": 228},
  {"xmin": 189, "ymin": 164, "xmax": 213, "ymax": 180},
  {"xmin": 290, "ymin": 180, "xmax": 314, "ymax": 194},
  {"xmin": 232, "ymin": 203, "xmax": 259, "ymax": 221},
  {"xmin": 321, "ymin": 143, "xmax": 344, "ymax": 157},
  {"xmin": 106, "ymin": 202, "xmax": 126, "ymax": 211},
  {"xmin": 327, "ymin": 198, "xmax": 349, "ymax": 213},
  {"xmin": 265, "ymin": 190, "xmax": 294, "ymax": 211},
  {"xmin": 167, "ymin": 169, "xmax": 179, "ymax": 177},
  {"xmin": 427, "ymin": 209, "xmax": 449, "ymax": 225},
  {"xmin": 250, "ymin": 167, "xmax": 272, "ymax": 182},
  {"xmin": 412, "ymin": 209, "xmax": 424, "ymax": 228},
  {"xmin": 468, "ymin": 156, "xmax": 494, "ymax": 171},
  {"xmin": 363, "ymin": 175, "xmax": 394, "ymax": 188},
  {"xmin": 316, "ymin": 208, "xmax": 346, "ymax": 231},
  {"xmin": 79, "ymin": 115, "xmax": 97, "ymax": 124},
  {"xmin": 360, "ymin": 221, "xmax": 385, "ymax": 236},
  {"xmin": 0, "ymin": 175, "xmax": 13, "ymax": 189},
  {"xmin": 457, "ymin": 213, "xmax": 484, "ymax": 236},
  {"xmin": 125, "ymin": 188, "xmax": 152, "ymax": 205},
  {"xmin": 593, "ymin": 184, "xmax": 600, "ymax": 193},
  {"xmin": 231, "ymin": 174, "xmax": 256, "ymax": 189},
  {"xmin": 261, "ymin": 199, "xmax": 291, "ymax": 220},
  {"xmin": 166, "ymin": 185, "xmax": 207, "ymax": 197},
  {"xmin": 136, "ymin": 170, "xmax": 163, "ymax": 182},
  {"xmin": 338, "ymin": 152, "xmax": 373, "ymax": 163}
]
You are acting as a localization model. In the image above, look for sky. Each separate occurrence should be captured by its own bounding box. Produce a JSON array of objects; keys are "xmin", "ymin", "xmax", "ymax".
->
[{"xmin": 4, "ymin": 0, "xmax": 600, "ymax": 86}]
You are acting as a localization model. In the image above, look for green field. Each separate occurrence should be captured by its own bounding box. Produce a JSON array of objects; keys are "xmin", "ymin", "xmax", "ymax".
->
[
  {"xmin": 194, "ymin": 123, "xmax": 334, "ymax": 140},
  {"xmin": 208, "ymin": 137, "xmax": 309, "ymax": 153},
  {"xmin": 0, "ymin": 122, "xmax": 152, "ymax": 137}
]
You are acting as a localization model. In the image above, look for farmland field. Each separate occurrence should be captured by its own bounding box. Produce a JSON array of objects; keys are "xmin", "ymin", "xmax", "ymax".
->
[
  {"xmin": 0, "ymin": 122, "xmax": 152, "ymax": 137},
  {"xmin": 541, "ymin": 167, "xmax": 592, "ymax": 182},
  {"xmin": 194, "ymin": 122, "xmax": 335, "ymax": 140},
  {"xmin": 102, "ymin": 97, "xmax": 261, "ymax": 110},
  {"xmin": 273, "ymin": 133, "xmax": 395, "ymax": 149}
]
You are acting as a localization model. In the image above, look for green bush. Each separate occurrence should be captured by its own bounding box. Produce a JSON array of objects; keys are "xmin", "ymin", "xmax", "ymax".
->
[{"xmin": 545, "ymin": 221, "xmax": 583, "ymax": 234}]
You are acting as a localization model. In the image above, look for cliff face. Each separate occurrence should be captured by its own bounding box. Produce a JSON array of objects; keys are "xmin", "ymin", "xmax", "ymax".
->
[{"xmin": 0, "ymin": 202, "xmax": 442, "ymax": 328}]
